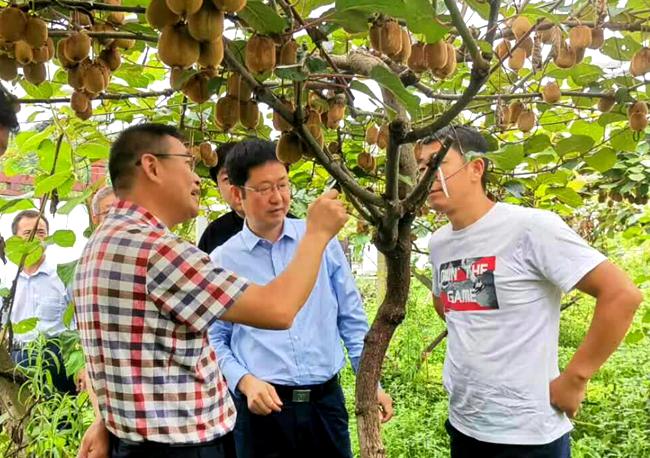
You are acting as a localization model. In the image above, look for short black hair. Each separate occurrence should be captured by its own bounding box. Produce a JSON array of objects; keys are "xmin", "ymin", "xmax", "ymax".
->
[
  {"xmin": 0, "ymin": 91, "xmax": 19, "ymax": 133},
  {"xmin": 226, "ymin": 139, "xmax": 280, "ymax": 187},
  {"xmin": 422, "ymin": 125, "xmax": 490, "ymax": 188},
  {"xmin": 109, "ymin": 123, "xmax": 185, "ymax": 192},
  {"xmin": 208, "ymin": 142, "xmax": 238, "ymax": 184},
  {"xmin": 12, "ymin": 210, "xmax": 49, "ymax": 235}
]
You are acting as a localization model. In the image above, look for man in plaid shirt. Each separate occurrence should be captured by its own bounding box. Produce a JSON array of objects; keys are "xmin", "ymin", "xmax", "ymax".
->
[{"xmin": 74, "ymin": 123, "xmax": 348, "ymax": 458}]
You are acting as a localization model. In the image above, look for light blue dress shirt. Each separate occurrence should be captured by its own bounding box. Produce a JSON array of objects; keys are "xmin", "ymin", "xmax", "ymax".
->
[{"xmin": 208, "ymin": 218, "xmax": 369, "ymax": 389}]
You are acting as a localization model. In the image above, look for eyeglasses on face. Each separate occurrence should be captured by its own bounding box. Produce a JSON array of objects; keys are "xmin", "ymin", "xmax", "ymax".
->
[{"xmin": 240, "ymin": 181, "xmax": 291, "ymax": 197}]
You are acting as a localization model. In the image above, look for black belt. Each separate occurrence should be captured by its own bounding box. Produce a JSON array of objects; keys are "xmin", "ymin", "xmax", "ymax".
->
[{"xmin": 271, "ymin": 375, "xmax": 339, "ymax": 403}]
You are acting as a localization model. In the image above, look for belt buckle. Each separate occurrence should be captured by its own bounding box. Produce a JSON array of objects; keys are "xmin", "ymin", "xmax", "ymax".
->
[{"xmin": 292, "ymin": 389, "xmax": 311, "ymax": 403}]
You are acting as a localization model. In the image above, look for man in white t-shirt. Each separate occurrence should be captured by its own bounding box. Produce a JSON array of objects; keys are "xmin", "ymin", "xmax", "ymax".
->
[{"xmin": 417, "ymin": 125, "xmax": 642, "ymax": 457}]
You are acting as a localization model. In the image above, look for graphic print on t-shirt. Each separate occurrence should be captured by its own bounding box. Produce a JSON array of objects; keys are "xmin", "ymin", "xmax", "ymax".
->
[{"xmin": 439, "ymin": 256, "xmax": 499, "ymax": 312}]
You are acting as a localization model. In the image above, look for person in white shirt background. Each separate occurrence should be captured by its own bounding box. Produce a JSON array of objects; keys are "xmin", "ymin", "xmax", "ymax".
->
[{"xmin": 417, "ymin": 125, "xmax": 642, "ymax": 458}]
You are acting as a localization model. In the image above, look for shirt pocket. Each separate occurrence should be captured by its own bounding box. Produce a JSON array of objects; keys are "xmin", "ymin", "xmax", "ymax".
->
[{"xmin": 35, "ymin": 296, "xmax": 67, "ymax": 331}]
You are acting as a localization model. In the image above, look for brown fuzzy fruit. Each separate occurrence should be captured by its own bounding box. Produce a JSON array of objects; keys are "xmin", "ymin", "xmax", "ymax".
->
[
  {"xmin": 517, "ymin": 109, "xmax": 536, "ymax": 132},
  {"xmin": 407, "ymin": 42, "xmax": 428, "ymax": 73},
  {"xmin": 508, "ymin": 101, "xmax": 524, "ymax": 124},
  {"xmin": 381, "ymin": 19, "xmax": 402, "ymax": 57},
  {"xmin": 377, "ymin": 123, "xmax": 389, "ymax": 149},
  {"xmin": 240, "ymin": 100, "xmax": 259, "ymax": 129},
  {"xmin": 211, "ymin": 0, "xmax": 247, "ymax": 13},
  {"xmin": 99, "ymin": 47, "xmax": 121, "ymax": 71},
  {"xmin": 554, "ymin": 42, "xmax": 576, "ymax": 69},
  {"xmin": 628, "ymin": 101, "xmax": 648, "ymax": 116},
  {"xmin": 71, "ymin": 90, "xmax": 89, "ymax": 113},
  {"xmin": 215, "ymin": 95, "xmax": 240, "ymax": 131},
  {"xmin": 147, "ymin": 0, "xmax": 181, "ymax": 30},
  {"xmin": 0, "ymin": 54, "xmax": 17, "ymax": 81},
  {"xmin": 425, "ymin": 40, "xmax": 447, "ymax": 70},
  {"xmin": 537, "ymin": 23, "xmax": 556, "ymax": 44},
  {"xmin": 169, "ymin": 67, "xmax": 187, "ymax": 90},
  {"xmin": 495, "ymin": 40, "xmax": 511, "ymax": 60},
  {"xmin": 23, "ymin": 62, "xmax": 46, "ymax": 85},
  {"xmin": 183, "ymin": 72, "xmax": 210, "ymax": 104},
  {"xmin": 82, "ymin": 62, "xmax": 107, "ymax": 94},
  {"xmin": 32, "ymin": 44, "xmax": 50, "ymax": 64},
  {"xmin": 279, "ymin": 39, "xmax": 298, "ymax": 65},
  {"xmin": 630, "ymin": 47, "xmax": 650, "ymax": 77},
  {"xmin": 365, "ymin": 124, "xmax": 379, "ymax": 145},
  {"xmin": 67, "ymin": 65, "xmax": 84, "ymax": 90},
  {"xmin": 45, "ymin": 38, "xmax": 55, "ymax": 60},
  {"xmin": 165, "ymin": 0, "xmax": 203, "ymax": 16},
  {"xmin": 589, "ymin": 27, "xmax": 604, "ymax": 50},
  {"xmin": 14, "ymin": 41, "xmax": 33, "ymax": 66},
  {"xmin": 198, "ymin": 38, "xmax": 224, "ymax": 68},
  {"xmin": 108, "ymin": 11, "xmax": 126, "ymax": 25},
  {"xmin": 0, "ymin": 7, "xmax": 27, "ymax": 42},
  {"xmin": 497, "ymin": 105, "xmax": 511, "ymax": 129},
  {"xmin": 24, "ymin": 17, "xmax": 48, "ymax": 48},
  {"xmin": 434, "ymin": 43, "xmax": 457, "ymax": 78},
  {"xmin": 597, "ymin": 92, "xmax": 615, "ymax": 112},
  {"xmin": 511, "ymin": 16, "xmax": 532, "ymax": 40},
  {"xmin": 158, "ymin": 24, "xmax": 200, "ymax": 68},
  {"xmin": 542, "ymin": 81, "xmax": 561, "ymax": 103},
  {"xmin": 369, "ymin": 22, "xmax": 382, "ymax": 52},
  {"xmin": 64, "ymin": 31, "xmax": 91, "ymax": 63},
  {"xmin": 507, "ymin": 47, "xmax": 526, "ymax": 71},
  {"xmin": 574, "ymin": 46, "xmax": 586, "ymax": 64},
  {"xmin": 75, "ymin": 103, "xmax": 93, "ymax": 121},
  {"xmin": 520, "ymin": 36, "xmax": 534, "ymax": 57},
  {"xmin": 326, "ymin": 97, "xmax": 346, "ymax": 129},
  {"xmin": 203, "ymin": 150, "xmax": 219, "ymax": 168},
  {"xmin": 276, "ymin": 132, "xmax": 303, "ymax": 164},
  {"xmin": 226, "ymin": 72, "xmax": 252, "ymax": 101},
  {"xmin": 91, "ymin": 24, "xmax": 116, "ymax": 47},
  {"xmin": 70, "ymin": 10, "xmax": 93, "ymax": 27},
  {"xmin": 112, "ymin": 38, "xmax": 135, "ymax": 50},
  {"xmin": 245, "ymin": 35, "xmax": 276, "ymax": 74},
  {"xmin": 273, "ymin": 98, "xmax": 294, "ymax": 132},
  {"xmin": 358, "ymin": 152, "xmax": 376, "ymax": 173},
  {"xmin": 393, "ymin": 28, "xmax": 412, "ymax": 63},
  {"xmin": 569, "ymin": 25, "xmax": 591, "ymax": 49},
  {"xmin": 628, "ymin": 112, "xmax": 648, "ymax": 132},
  {"xmin": 188, "ymin": 2, "xmax": 224, "ymax": 43}
]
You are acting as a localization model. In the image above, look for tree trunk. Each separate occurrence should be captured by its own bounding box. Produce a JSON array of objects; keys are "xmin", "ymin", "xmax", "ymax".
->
[{"xmin": 356, "ymin": 215, "xmax": 414, "ymax": 458}]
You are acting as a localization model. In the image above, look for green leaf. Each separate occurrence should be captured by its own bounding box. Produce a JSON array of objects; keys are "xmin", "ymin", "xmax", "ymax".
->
[
  {"xmin": 329, "ymin": 8, "xmax": 370, "ymax": 34},
  {"xmin": 0, "ymin": 198, "xmax": 34, "ymax": 214},
  {"xmin": 548, "ymin": 187, "xmax": 583, "ymax": 207},
  {"xmin": 610, "ymin": 128, "xmax": 639, "ymax": 152},
  {"xmin": 486, "ymin": 144, "xmax": 525, "ymax": 171},
  {"xmin": 524, "ymin": 134, "xmax": 552, "ymax": 153},
  {"xmin": 63, "ymin": 302, "xmax": 75, "ymax": 328},
  {"xmin": 306, "ymin": 57, "xmax": 328, "ymax": 73},
  {"xmin": 76, "ymin": 142, "xmax": 110, "ymax": 160},
  {"xmin": 554, "ymin": 135, "xmax": 594, "ymax": 156},
  {"xmin": 369, "ymin": 66, "xmax": 420, "ymax": 118},
  {"xmin": 239, "ymin": 0, "xmax": 288, "ymax": 34},
  {"xmin": 4, "ymin": 236, "xmax": 42, "ymax": 266},
  {"xmin": 13, "ymin": 317, "xmax": 38, "ymax": 334},
  {"xmin": 49, "ymin": 230, "xmax": 76, "ymax": 248},
  {"xmin": 624, "ymin": 329, "xmax": 645, "ymax": 345},
  {"xmin": 628, "ymin": 173, "xmax": 646, "ymax": 181},
  {"xmin": 643, "ymin": 308, "xmax": 650, "ymax": 324},
  {"xmin": 585, "ymin": 148, "xmax": 617, "ymax": 173},
  {"xmin": 601, "ymin": 36, "xmax": 642, "ymax": 62},
  {"xmin": 0, "ymin": 288, "xmax": 9, "ymax": 298},
  {"xmin": 34, "ymin": 171, "xmax": 74, "ymax": 197},
  {"xmin": 274, "ymin": 66, "xmax": 308, "ymax": 81},
  {"xmin": 569, "ymin": 63, "xmax": 603, "ymax": 87},
  {"xmin": 20, "ymin": 80, "xmax": 53, "ymax": 99},
  {"xmin": 462, "ymin": 0, "xmax": 491, "ymax": 19},
  {"xmin": 57, "ymin": 259, "xmax": 78, "ymax": 288}
]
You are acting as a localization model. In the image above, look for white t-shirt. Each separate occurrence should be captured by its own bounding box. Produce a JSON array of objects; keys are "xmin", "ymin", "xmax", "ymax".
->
[{"xmin": 429, "ymin": 202, "xmax": 606, "ymax": 445}]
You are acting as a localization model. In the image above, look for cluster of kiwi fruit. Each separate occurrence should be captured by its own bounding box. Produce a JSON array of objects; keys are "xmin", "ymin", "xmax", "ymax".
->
[
  {"xmin": 245, "ymin": 34, "xmax": 298, "ymax": 75},
  {"xmin": 191, "ymin": 140, "xmax": 218, "ymax": 167},
  {"xmin": 214, "ymin": 72, "xmax": 259, "ymax": 130},
  {"xmin": 497, "ymin": 100, "xmax": 535, "ymax": 133},
  {"xmin": 355, "ymin": 123, "xmax": 390, "ymax": 173}
]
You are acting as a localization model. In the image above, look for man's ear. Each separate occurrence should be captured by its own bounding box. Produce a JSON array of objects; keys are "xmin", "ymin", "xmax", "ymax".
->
[
  {"xmin": 138, "ymin": 154, "xmax": 164, "ymax": 185},
  {"xmin": 469, "ymin": 158, "xmax": 486, "ymax": 183},
  {"xmin": 231, "ymin": 185, "xmax": 244, "ymax": 205}
]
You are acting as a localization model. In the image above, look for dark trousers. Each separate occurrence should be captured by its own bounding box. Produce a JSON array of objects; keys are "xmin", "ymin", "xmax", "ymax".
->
[
  {"xmin": 11, "ymin": 340, "xmax": 76, "ymax": 395},
  {"xmin": 446, "ymin": 420, "xmax": 571, "ymax": 458},
  {"xmin": 233, "ymin": 377, "xmax": 352, "ymax": 458},
  {"xmin": 109, "ymin": 432, "xmax": 236, "ymax": 458}
]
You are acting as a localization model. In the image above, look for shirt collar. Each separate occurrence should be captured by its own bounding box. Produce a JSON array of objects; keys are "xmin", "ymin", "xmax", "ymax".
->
[
  {"xmin": 109, "ymin": 199, "xmax": 167, "ymax": 231},
  {"xmin": 240, "ymin": 217, "xmax": 298, "ymax": 252},
  {"xmin": 19, "ymin": 256, "xmax": 56, "ymax": 278}
]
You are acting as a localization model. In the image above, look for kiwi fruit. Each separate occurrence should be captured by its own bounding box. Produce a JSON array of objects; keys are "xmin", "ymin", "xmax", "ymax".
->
[
  {"xmin": 239, "ymin": 99, "xmax": 259, "ymax": 129},
  {"xmin": 211, "ymin": 0, "xmax": 247, "ymax": 13},
  {"xmin": 165, "ymin": 0, "xmax": 203, "ymax": 17},
  {"xmin": 99, "ymin": 47, "xmax": 121, "ymax": 71},
  {"xmin": 554, "ymin": 42, "xmax": 576, "ymax": 69},
  {"xmin": 369, "ymin": 21, "xmax": 382, "ymax": 52},
  {"xmin": 393, "ymin": 28, "xmax": 412, "ymax": 63},
  {"xmin": 70, "ymin": 10, "xmax": 93, "ymax": 27},
  {"xmin": 628, "ymin": 112, "xmax": 647, "ymax": 132},
  {"xmin": 67, "ymin": 64, "xmax": 84, "ymax": 90},
  {"xmin": 0, "ymin": 7, "xmax": 27, "ymax": 42},
  {"xmin": 511, "ymin": 16, "xmax": 532, "ymax": 40},
  {"xmin": 24, "ymin": 16, "xmax": 48, "ymax": 48},
  {"xmin": 14, "ymin": 40, "xmax": 34, "ymax": 66},
  {"xmin": 146, "ymin": 0, "xmax": 181, "ymax": 30},
  {"xmin": 188, "ymin": 2, "xmax": 223, "ymax": 43},
  {"xmin": 425, "ymin": 40, "xmax": 447, "ymax": 70},
  {"xmin": 197, "ymin": 38, "xmax": 224, "ymax": 68},
  {"xmin": 508, "ymin": 101, "xmax": 524, "ymax": 124},
  {"xmin": 407, "ymin": 42, "xmax": 428, "ymax": 73},
  {"xmin": 630, "ymin": 47, "xmax": 650, "ymax": 77},
  {"xmin": 358, "ymin": 152, "xmax": 376, "ymax": 173},
  {"xmin": 542, "ymin": 81, "xmax": 561, "ymax": 103},
  {"xmin": 273, "ymin": 97, "xmax": 294, "ymax": 132},
  {"xmin": 520, "ymin": 36, "xmax": 534, "ymax": 57},
  {"xmin": 64, "ymin": 31, "xmax": 92, "ymax": 63},
  {"xmin": 158, "ymin": 24, "xmax": 200, "ymax": 68},
  {"xmin": 597, "ymin": 92, "xmax": 615, "ymax": 112},
  {"xmin": 377, "ymin": 123, "xmax": 389, "ymax": 149},
  {"xmin": 568, "ymin": 25, "xmax": 591, "ymax": 49},
  {"xmin": 183, "ymin": 72, "xmax": 210, "ymax": 103},
  {"xmin": 380, "ymin": 19, "xmax": 402, "ymax": 57},
  {"xmin": 516, "ymin": 109, "xmax": 535, "ymax": 132},
  {"xmin": 589, "ymin": 27, "xmax": 604, "ymax": 50},
  {"xmin": 507, "ymin": 47, "xmax": 526, "ymax": 71},
  {"xmin": 628, "ymin": 101, "xmax": 648, "ymax": 116},
  {"xmin": 365, "ymin": 124, "xmax": 379, "ymax": 144},
  {"xmin": 226, "ymin": 72, "xmax": 252, "ymax": 101},
  {"xmin": 278, "ymin": 38, "xmax": 298, "ymax": 65},
  {"xmin": 245, "ymin": 34, "xmax": 276, "ymax": 74},
  {"xmin": 71, "ymin": 90, "xmax": 89, "ymax": 113},
  {"xmin": 326, "ymin": 96, "xmax": 346, "ymax": 129},
  {"xmin": 495, "ymin": 40, "xmax": 511, "ymax": 60},
  {"xmin": 82, "ymin": 62, "xmax": 108, "ymax": 94},
  {"xmin": 23, "ymin": 62, "xmax": 46, "ymax": 85},
  {"xmin": 433, "ymin": 43, "xmax": 457, "ymax": 78},
  {"xmin": 215, "ymin": 95, "xmax": 240, "ymax": 131},
  {"xmin": 75, "ymin": 103, "xmax": 93, "ymax": 121},
  {"xmin": 0, "ymin": 54, "xmax": 17, "ymax": 80},
  {"xmin": 276, "ymin": 131, "xmax": 303, "ymax": 164}
]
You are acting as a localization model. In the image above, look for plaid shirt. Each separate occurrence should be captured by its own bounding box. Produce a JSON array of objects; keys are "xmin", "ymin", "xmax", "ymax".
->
[{"xmin": 73, "ymin": 200, "xmax": 249, "ymax": 444}]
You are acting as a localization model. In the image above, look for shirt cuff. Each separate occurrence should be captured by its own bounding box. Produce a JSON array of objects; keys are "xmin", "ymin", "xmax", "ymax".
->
[{"xmin": 224, "ymin": 364, "xmax": 250, "ymax": 394}]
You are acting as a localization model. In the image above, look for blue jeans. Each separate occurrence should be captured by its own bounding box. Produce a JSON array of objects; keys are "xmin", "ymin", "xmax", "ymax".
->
[
  {"xmin": 11, "ymin": 340, "xmax": 76, "ymax": 395},
  {"xmin": 446, "ymin": 420, "xmax": 571, "ymax": 458}
]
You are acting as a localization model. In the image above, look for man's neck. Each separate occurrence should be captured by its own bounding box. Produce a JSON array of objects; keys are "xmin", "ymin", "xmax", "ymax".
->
[
  {"xmin": 23, "ymin": 256, "xmax": 45, "ymax": 275},
  {"xmin": 447, "ymin": 194, "xmax": 495, "ymax": 231},
  {"xmin": 247, "ymin": 220, "xmax": 284, "ymax": 243},
  {"xmin": 119, "ymin": 190, "xmax": 177, "ymax": 228}
]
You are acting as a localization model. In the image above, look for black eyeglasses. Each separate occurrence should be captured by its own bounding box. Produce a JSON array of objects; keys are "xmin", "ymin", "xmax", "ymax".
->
[{"xmin": 135, "ymin": 153, "xmax": 196, "ymax": 171}]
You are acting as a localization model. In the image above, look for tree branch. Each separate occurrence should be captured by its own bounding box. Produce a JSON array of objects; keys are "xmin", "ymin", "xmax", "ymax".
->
[
  {"xmin": 48, "ymin": 29, "xmax": 158, "ymax": 43},
  {"xmin": 402, "ymin": 137, "xmax": 452, "ymax": 212},
  {"xmin": 17, "ymin": 89, "xmax": 174, "ymax": 104},
  {"xmin": 410, "ymin": 86, "xmax": 628, "ymax": 101},
  {"xmin": 33, "ymin": 0, "xmax": 146, "ymax": 13},
  {"xmin": 385, "ymin": 120, "xmax": 408, "ymax": 203},
  {"xmin": 444, "ymin": 0, "xmax": 489, "ymax": 70}
]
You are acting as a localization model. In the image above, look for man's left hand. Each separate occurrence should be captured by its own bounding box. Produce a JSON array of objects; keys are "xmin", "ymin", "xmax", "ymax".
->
[
  {"xmin": 549, "ymin": 371, "xmax": 588, "ymax": 419},
  {"xmin": 377, "ymin": 388, "xmax": 394, "ymax": 423}
]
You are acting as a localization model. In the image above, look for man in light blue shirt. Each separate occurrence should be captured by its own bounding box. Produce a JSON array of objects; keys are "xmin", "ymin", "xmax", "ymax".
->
[{"xmin": 209, "ymin": 139, "xmax": 392, "ymax": 458}]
